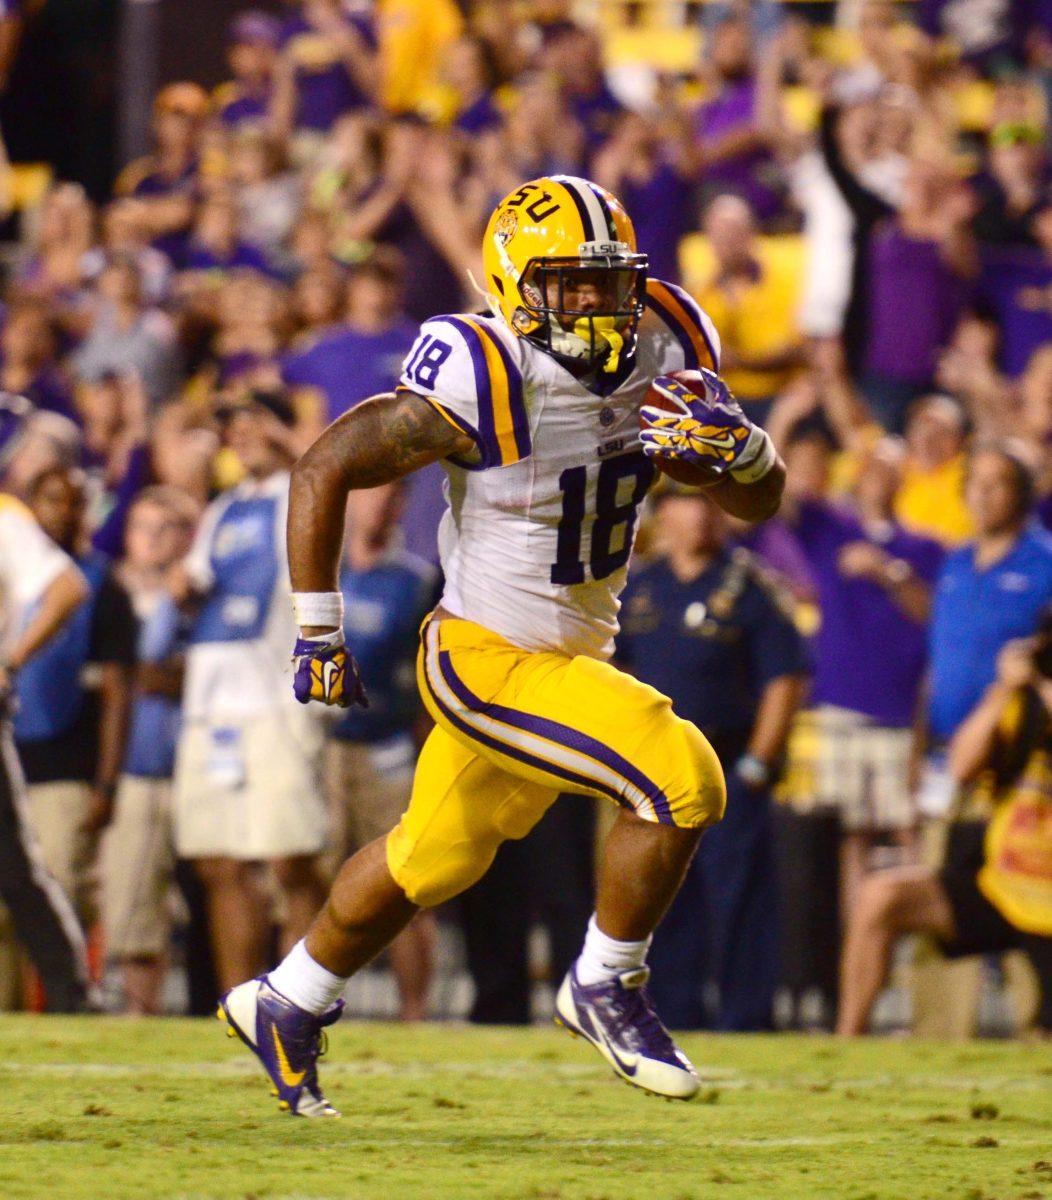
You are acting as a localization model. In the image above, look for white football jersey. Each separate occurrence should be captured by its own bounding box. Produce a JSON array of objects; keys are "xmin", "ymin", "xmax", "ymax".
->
[{"xmin": 398, "ymin": 278, "xmax": 721, "ymax": 660}]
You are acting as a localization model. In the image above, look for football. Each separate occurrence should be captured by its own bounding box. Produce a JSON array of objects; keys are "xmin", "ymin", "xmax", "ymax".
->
[{"xmin": 641, "ymin": 369, "xmax": 725, "ymax": 489}]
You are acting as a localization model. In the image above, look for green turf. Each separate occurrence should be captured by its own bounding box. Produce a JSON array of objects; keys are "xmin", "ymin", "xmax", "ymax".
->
[{"xmin": 0, "ymin": 1017, "xmax": 1048, "ymax": 1200}]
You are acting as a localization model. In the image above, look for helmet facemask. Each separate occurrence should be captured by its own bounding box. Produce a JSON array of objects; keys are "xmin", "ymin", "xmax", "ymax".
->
[{"xmin": 515, "ymin": 249, "xmax": 647, "ymax": 374}]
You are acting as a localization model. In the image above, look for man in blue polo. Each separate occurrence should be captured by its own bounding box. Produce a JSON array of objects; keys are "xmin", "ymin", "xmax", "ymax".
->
[
  {"xmin": 617, "ymin": 488, "xmax": 809, "ymax": 1030},
  {"xmin": 926, "ymin": 441, "xmax": 1052, "ymax": 801}
]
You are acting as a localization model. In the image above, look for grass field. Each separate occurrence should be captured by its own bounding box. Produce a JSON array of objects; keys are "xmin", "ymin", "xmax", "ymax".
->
[{"xmin": 0, "ymin": 1017, "xmax": 1049, "ymax": 1200}]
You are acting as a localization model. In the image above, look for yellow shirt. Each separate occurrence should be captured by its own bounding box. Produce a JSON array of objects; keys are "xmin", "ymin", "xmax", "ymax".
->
[
  {"xmin": 894, "ymin": 455, "xmax": 975, "ymax": 547},
  {"xmin": 682, "ymin": 236, "xmax": 803, "ymax": 402},
  {"xmin": 977, "ymin": 689, "xmax": 1052, "ymax": 938},
  {"xmin": 377, "ymin": 0, "xmax": 463, "ymax": 114}
]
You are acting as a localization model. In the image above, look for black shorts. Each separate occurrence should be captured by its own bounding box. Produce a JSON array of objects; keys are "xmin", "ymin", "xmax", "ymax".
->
[{"xmin": 938, "ymin": 821, "xmax": 1052, "ymax": 1028}]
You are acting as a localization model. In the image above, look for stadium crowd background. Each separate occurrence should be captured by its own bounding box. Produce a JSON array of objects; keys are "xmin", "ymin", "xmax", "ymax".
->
[{"xmin": 0, "ymin": 0, "xmax": 1048, "ymax": 1036}]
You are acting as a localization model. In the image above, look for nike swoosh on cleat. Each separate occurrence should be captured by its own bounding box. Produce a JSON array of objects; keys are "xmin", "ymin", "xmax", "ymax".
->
[
  {"xmin": 270, "ymin": 1026, "xmax": 306, "ymax": 1088},
  {"xmin": 579, "ymin": 1000, "xmax": 638, "ymax": 1077}
]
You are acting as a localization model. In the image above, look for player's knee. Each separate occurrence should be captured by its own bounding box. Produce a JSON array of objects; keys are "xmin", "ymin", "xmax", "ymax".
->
[
  {"xmin": 668, "ymin": 725, "xmax": 726, "ymax": 830},
  {"xmin": 387, "ymin": 824, "xmax": 502, "ymax": 909},
  {"xmin": 392, "ymin": 852, "xmax": 497, "ymax": 908}
]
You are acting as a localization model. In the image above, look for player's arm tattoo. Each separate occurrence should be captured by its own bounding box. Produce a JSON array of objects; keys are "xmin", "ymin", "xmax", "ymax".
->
[{"xmin": 288, "ymin": 390, "xmax": 475, "ymax": 597}]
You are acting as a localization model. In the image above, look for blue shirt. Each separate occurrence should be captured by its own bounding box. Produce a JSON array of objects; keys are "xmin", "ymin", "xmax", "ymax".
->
[
  {"xmin": 123, "ymin": 594, "xmax": 184, "ymax": 779},
  {"xmin": 188, "ymin": 491, "xmax": 282, "ymax": 646},
  {"xmin": 14, "ymin": 553, "xmax": 120, "ymax": 742},
  {"xmin": 14, "ymin": 552, "xmax": 138, "ymax": 783},
  {"xmin": 182, "ymin": 473, "xmax": 298, "ymax": 721},
  {"xmin": 282, "ymin": 322, "xmax": 416, "ymax": 424},
  {"xmin": 332, "ymin": 548, "xmax": 436, "ymax": 743},
  {"xmin": 929, "ymin": 525, "xmax": 1052, "ymax": 741},
  {"xmin": 617, "ymin": 550, "xmax": 810, "ymax": 740}
]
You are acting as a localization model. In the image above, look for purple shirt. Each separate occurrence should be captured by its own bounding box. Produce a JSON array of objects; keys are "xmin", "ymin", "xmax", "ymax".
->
[
  {"xmin": 794, "ymin": 500, "xmax": 945, "ymax": 727},
  {"xmin": 569, "ymin": 81, "xmax": 623, "ymax": 152},
  {"xmin": 280, "ymin": 325, "xmax": 445, "ymax": 561},
  {"xmin": 737, "ymin": 519, "xmax": 819, "ymax": 603},
  {"xmin": 217, "ymin": 87, "xmax": 271, "ymax": 128},
  {"xmin": 693, "ymin": 77, "xmax": 781, "ymax": 221},
  {"xmin": 281, "ymin": 321, "xmax": 416, "ymax": 423},
  {"xmin": 456, "ymin": 93, "xmax": 502, "ymax": 135},
  {"xmin": 400, "ymin": 464, "xmax": 445, "ymax": 563},
  {"xmin": 374, "ymin": 202, "xmax": 464, "ymax": 322},
  {"xmin": 0, "ymin": 361, "xmax": 76, "ymax": 424},
  {"xmin": 864, "ymin": 222, "xmax": 970, "ymax": 383},
  {"xmin": 618, "ymin": 163, "xmax": 693, "ymax": 283},
  {"xmin": 918, "ymin": 0, "xmax": 1034, "ymax": 68},
  {"xmin": 978, "ymin": 246, "xmax": 1052, "ymax": 378},
  {"xmin": 280, "ymin": 12, "xmax": 376, "ymax": 131}
]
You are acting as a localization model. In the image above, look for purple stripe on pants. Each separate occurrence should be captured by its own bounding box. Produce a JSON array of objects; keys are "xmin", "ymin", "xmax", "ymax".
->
[{"xmin": 434, "ymin": 642, "xmax": 674, "ymax": 824}]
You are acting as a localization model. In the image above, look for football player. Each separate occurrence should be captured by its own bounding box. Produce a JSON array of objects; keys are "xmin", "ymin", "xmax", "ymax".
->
[{"xmin": 218, "ymin": 175, "xmax": 785, "ymax": 1115}]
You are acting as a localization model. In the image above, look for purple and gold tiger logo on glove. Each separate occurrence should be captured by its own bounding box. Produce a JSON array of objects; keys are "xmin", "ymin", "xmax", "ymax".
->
[{"xmin": 292, "ymin": 634, "xmax": 368, "ymax": 709}]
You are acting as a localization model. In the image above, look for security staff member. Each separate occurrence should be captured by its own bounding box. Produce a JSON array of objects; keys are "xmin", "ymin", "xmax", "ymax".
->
[
  {"xmin": 618, "ymin": 487, "xmax": 809, "ymax": 1031},
  {"xmin": 0, "ymin": 492, "xmax": 92, "ymax": 1011}
]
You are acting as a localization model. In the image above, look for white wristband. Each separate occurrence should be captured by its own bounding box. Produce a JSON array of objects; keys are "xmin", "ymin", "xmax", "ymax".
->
[
  {"xmin": 730, "ymin": 428, "xmax": 776, "ymax": 484},
  {"xmin": 292, "ymin": 591, "xmax": 344, "ymax": 629}
]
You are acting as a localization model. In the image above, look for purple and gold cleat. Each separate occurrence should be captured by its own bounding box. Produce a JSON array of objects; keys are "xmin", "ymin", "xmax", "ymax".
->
[
  {"xmin": 217, "ymin": 976, "xmax": 343, "ymax": 1117},
  {"xmin": 555, "ymin": 965, "xmax": 700, "ymax": 1100}
]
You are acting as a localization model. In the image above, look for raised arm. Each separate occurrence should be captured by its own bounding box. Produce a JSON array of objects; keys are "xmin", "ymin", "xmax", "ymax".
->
[
  {"xmin": 946, "ymin": 640, "xmax": 1035, "ymax": 785},
  {"xmin": 288, "ymin": 390, "xmax": 474, "ymax": 613}
]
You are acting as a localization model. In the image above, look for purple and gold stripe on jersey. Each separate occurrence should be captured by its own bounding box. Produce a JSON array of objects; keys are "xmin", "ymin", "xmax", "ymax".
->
[
  {"xmin": 442, "ymin": 316, "xmax": 530, "ymax": 469},
  {"xmin": 420, "ymin": 619, "xmax": 674, "ymax": 824},
  {"xmin": 646, "ymin": 279, "xmax": 720, "ymax": 373}
]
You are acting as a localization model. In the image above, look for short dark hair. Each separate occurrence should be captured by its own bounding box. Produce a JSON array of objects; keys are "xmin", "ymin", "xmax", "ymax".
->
[{"xmin": 965, "ymin": 438, "xmax": 1035, "ymax": 517}]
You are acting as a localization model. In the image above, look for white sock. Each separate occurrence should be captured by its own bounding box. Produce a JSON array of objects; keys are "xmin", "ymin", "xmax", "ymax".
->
[
  {"xmin": 574, "ymin": 914, "xmax": 651, "ymax": 985},
  {"xmin": 267, "ymin": 939, "xmax": 348, "ymax": 1015}
]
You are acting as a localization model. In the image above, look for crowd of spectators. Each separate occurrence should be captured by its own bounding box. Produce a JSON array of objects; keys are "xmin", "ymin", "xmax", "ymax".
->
[{"xmin": 0, "ymin": 0, "xmax": 1049, "ymax": 1034}]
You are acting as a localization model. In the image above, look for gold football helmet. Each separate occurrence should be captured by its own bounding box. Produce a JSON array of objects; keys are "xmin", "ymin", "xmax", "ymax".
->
[{"xmin": 481, "ymin": 175, "xmax": 647, "ymax": 373}]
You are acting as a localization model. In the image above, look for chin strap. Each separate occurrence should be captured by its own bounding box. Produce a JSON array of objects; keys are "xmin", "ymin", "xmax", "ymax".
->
[{"xmin": 580, "ymin": 317, "xmax": 624, "ymax": 373}]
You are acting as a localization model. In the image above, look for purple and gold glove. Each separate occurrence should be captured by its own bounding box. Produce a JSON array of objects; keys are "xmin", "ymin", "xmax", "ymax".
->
[
  {"xmin": 640, "ymin": 370, "xmax": 774, "ymax": 481},
  {"xmin": 292, "ymin": 631, "xmax": 368, "ymax": 709}
]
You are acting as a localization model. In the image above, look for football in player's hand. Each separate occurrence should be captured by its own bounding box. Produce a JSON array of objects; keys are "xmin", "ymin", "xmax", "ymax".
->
[{"xmin": 640, "ymin": 369, "xmax": 725, "ymax": 489}]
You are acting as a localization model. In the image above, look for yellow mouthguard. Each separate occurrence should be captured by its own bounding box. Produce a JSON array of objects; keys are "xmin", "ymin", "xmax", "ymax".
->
[{"xmin": 575, "ymin": 316, "xmax": 624, "ymax": 373}]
